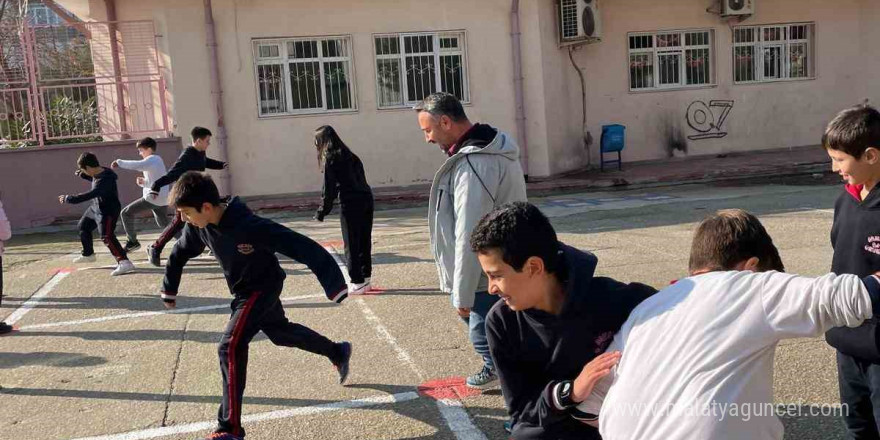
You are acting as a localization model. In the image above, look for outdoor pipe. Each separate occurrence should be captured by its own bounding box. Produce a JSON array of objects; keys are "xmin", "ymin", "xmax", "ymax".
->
[
  {"xmin": 510, "ymin": 0, "xmax": 529, "ymax": 179},
  {"xmin": 204, "ymin": 0, "xmax": 232, "ymax": 195}
]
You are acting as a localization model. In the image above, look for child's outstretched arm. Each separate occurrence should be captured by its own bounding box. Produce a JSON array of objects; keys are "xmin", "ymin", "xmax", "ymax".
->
[
  {"xmin": 205, "ymin": 157, "xmax": 227, "ymax": 170},
  {"xmin": 62, "ymin": 174, "xmax": 113, "ymax": 204},
  {"xmin": 160, "ymin": 224, "xmax": 205, "ymax": 308},
  {"xmin": 251, "ymin": 218, "xmax": 348, "ymax": 303}
]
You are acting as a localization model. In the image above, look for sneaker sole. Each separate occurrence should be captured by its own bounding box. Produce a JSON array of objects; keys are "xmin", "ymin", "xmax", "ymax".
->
[{"xmin": 465, "ymin": 377, "xmax": 499, "ymax": 390}]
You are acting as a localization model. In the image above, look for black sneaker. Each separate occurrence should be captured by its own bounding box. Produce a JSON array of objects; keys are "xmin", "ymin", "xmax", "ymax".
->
[
  {"xmin": 124, "ymin": 241, "xmax": 141, "ymax": 252},
  {"xmin": 0, "ymin": 322, "xmax": 14, "ymax": 335},
  {"xmin": 146, "ymin": 244, "xmax": 161, "ymax": 267},
  {"xmin": 334, "ymin": 341, "xmax": 352, "ymax": 385}
]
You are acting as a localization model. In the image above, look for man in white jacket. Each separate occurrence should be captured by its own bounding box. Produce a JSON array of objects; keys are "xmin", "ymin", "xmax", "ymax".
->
[
  {"xmin": 575, "ymin": 209, "xmax": 880, "ymax": 440},
  {"xmin": 0, "ymin": 197, "xmax": 12, "ymax": 334},
  {"xmin": 111, "ymin": 137, "xmax": 171, "ymax": 252},
  {"xmin": 415, "ymin": 92, "xmax": 527, "ymax": 388}
]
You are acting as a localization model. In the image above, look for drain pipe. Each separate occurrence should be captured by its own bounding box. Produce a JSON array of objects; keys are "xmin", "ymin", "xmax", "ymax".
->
[
  {"xmin": 104, "ymin": 0, "xmax": 129, "ymax": 138},
  {"xmin": 510, "ymin": 0, "xmax": 529, "ymax": 179},
  {"xmin": 204, "ymin": 0, "xmax": 232, "ymax": 195}
]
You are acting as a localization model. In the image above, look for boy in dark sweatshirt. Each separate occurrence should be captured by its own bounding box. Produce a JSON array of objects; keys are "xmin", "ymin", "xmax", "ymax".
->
[
  {"xmin": 59, "ymin": 152, "xmax": 135, "ymax": 276},
  {"xmin": 823, "ymin": 104, "xmax": 880, "ymax": 439},
  {"xmin": 146, "ymin": 126, "xmax": 226, "ymax": 266},
  {"xmin": 165, "ymin": 171, "xmax": 351, "ymax": 440},
  {"xmin": 470, "ymin": 202, "xmax": 656, "ymax": 440}
]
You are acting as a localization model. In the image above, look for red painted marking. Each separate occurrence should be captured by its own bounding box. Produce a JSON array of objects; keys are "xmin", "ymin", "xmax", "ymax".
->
[
  {"xmin": 319, "ymin": 241, "xmax": 344, "ymax": 248},
  {"xmin": 53, "ymin": 268, "xmax": 75, "ymax": 274},
  {"xmin": 417, "ymin": 376, "xmax": 482, "ymax": 400},
  {"xmin": 364, "ymin": 285, "xmax": 385, "ymax": 295}
]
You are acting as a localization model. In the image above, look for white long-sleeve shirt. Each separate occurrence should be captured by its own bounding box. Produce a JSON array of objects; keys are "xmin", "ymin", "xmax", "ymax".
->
[
  {"xmin": 579, "ymin": 271, "xmax": 878, "ymax": 440},
  {"xmin": 0, "ymin": 199, "xmax": 10, "ymax": 255},
  {"xmin": 116, "ymin": 155, "xmax": 169, "ymax": 206}
]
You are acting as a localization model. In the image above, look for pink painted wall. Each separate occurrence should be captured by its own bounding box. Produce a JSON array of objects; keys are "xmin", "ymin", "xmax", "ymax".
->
[{"xmin": 0, "ymin": 138, "xmax": 182, "ymax": 230}]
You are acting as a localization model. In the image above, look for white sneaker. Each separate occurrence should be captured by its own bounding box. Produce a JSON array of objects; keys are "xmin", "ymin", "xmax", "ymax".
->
[
  {"xmin": 72, "ymin": 254, "xmax": 96, "ymax": 263},
  {"xmin": 111, "ymin": 259, "xmax": 136, "ymax": 276},
  {"xmin": 349, "ymin": 281, "xmax": 371, "ymax": 295}
]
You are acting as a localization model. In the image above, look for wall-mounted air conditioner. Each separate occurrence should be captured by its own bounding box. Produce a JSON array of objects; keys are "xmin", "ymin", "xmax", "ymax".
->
[
  {"xmin": 558, "ymin": 0, "xmax": 602, "ymax": 45},
  {"xmin": 722, "ymin": 0, "xmax": 754, "ymax": 16}
]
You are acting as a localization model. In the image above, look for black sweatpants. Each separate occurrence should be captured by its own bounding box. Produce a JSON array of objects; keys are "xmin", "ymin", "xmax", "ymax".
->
[
  {"xmin": 340, "ymin": 204, "xmax": 373, "ymax": 284},
  {"xmin": 215, "ymin": 289, "xmax": 343, "ymax": 437},
  {"xmin": 78, "ymin": 209, "xmax": 127, "ymax": 262},
  {"xmin": 838, "ymin": 351, "xmax": 880, "ymax": 439},
  {"xmin": 152, "ymin": 210, "xmax": 185, "ymax": 253}
]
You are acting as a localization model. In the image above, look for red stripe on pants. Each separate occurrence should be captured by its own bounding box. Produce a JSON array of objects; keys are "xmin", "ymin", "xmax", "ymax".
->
[{"xmin": 227, "ymin": 292, "xmax": 261, "ymax": 436}]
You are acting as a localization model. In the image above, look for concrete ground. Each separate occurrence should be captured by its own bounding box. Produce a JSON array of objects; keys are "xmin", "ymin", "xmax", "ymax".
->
[{"xmin": 0, "ymin": 175, "xmax": 854, "ymax": 440}]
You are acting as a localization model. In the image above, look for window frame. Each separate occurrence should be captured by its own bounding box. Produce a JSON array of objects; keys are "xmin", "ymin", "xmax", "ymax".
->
[
  {"xmin": 372, "ymin": 30, "xmax": 471, "ymax": 109},
  {"xmin": 252, "ymin": 34, "xmax": 358, "ymax": 118},
  {"xmin": 627, "ymin": 28, "xmax": 716, "ymax": 92},
  {"xmin": 732, "ymin": 22, "xmax": 816, "ymax": 85}
]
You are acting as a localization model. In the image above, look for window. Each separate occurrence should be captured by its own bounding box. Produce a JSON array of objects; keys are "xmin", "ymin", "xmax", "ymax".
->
[
  {"xmin": 253, "ymin": 36, "xmax": 355, "ymax": 117},
  {"xmin": 733, "ymin": 23, "xmax": 814, "ymax": 83},
  {"xmin": 373, "ymin": 31, "xmax": 469, "ymax": 108},
  {"xmin": 628, "ymin": 29, "xmax": 714, "ymax": 91}
]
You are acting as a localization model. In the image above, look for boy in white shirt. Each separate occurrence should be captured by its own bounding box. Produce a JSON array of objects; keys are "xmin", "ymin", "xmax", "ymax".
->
[
  {"xmin": 111, "ymin": 137, "xmax": 170, "ymax": 252},
  {"xmin": 576, "ymin": 209, "xmax": 880, "ymax": 440}
]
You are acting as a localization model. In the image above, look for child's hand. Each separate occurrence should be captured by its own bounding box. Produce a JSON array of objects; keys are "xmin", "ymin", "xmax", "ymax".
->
[
  {"xmin": 74, "ymin": 169, "xmax": 82, "ymax": 176},
  {"xmin": 58, "ymin": 195, "xmax": 67, "ymax": 204},
  {"xmin": 110, "ymin": 160, "xmax": 119, "ymax": 169},
  {"xmin": 572, "ymin": 351, "xmax": 621, "ymax": 403},
  {"xmin": 136, "ymin": 176, "xmax": 145, "ymax": 186}
]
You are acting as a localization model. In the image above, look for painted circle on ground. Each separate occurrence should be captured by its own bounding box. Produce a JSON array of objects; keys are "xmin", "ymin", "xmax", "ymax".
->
[{"xmin": 418, "ymin": 376, "xmax": 483, "ymax": 400}]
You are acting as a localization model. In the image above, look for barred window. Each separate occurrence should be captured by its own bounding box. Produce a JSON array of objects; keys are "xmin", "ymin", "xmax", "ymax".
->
[
  {"xmin": 733, "ymin": 23, "xmax": 814, "ymax": 84},
  {"xmin": 374, "ymin": 31, "xmax": 469, "ymax": 108},
  {"xmin": 253, "ymin": 36, "xmax": 355, "ymax": 117},
  {"xmin": 628, "ymin": 29, "xmax": 714, "ymax": 91}
]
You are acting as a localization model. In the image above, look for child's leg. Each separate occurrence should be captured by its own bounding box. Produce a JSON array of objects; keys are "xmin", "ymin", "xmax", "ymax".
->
[
  {"xmin": 340, "ymin": 210, "xmax": 364, "ymax": 284},
  {"xmin": 259, "ymin": 295, "xmax": 343, "ymax": 362},
  {"xmin": 837, "ymin": 351, "xmax": 879, "ymax": 438},
  {"xmin": 361, "ymin": 205, "xmax": 373, "ymax": 281},
  {"xmin": 78, "ymin": 211, "xmax": 98, "ymax": 256},
  {"xmin": 152, "ymin": 205, "xmax": 171, "ymax": 230},
  {"xmin": 98, "ymin": 214, "xmax": 127, "ymax": 262},
  {"xmin": 120, "ymin": 198, "xmax": 153, "ymax": 244},
  {"xmin": 215, "ymin": 294, "xmax": 264, "ymax": 437},
  {"xmin": 152, "ymin": 210, "xmax": 185, "ymax": 253}
]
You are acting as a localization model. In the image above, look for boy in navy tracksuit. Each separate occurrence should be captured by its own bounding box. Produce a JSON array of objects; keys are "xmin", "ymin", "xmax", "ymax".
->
[
  {"xmin": 823, "ymin": 104, "xmax": 880, "ymax": 439},
  {"xmin": 146, "ymin": 126, "xmax": 226, "ymax": 266},
  {"xmin": 165, "ymin": 171, "xmax": 351, "ymax": 440},
  {"xmin": 59, "ymin": 152, "xmax": 135, "ymax": 276},
  {"xmin": 470, "ymin": 202, "xmax": 656, "ymax": 439}
]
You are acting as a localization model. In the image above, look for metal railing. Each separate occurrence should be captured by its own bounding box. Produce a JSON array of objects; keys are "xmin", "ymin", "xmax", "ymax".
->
[{"xmin": 0, "ymin": 20, "xmax": 169, "ymax": 148}]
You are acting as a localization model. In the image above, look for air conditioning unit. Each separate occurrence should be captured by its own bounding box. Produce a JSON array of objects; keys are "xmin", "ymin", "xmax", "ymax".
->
[
  {"xmin": 558, "ymin": 0, "xmax": 602, "ymax": 45},
  {"xmin": 722, "ymin": 0, "xmax": 754, "ymax": 16}
]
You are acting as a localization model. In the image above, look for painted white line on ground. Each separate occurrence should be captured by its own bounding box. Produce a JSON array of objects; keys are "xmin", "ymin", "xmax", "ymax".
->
[
  {"xmin": 17, "ymin": 294, "xmax": 324, "ymax": 331},
  {"xmin": 356, "ymin": 298, "xmax": 489, "ymax": 440},
  {"xmin": 3, "ymin": 270, "xmax": 71, "ymax": 325},
  {"xmin": 70, "ymin": 391, "xmax": 420, "ymax": 440},
  {"xmin": 330, "ymin": 244, "xmax": 489, "ymax": 440}
]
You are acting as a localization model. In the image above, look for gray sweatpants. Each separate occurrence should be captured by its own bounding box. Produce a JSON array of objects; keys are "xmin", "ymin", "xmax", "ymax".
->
[{"xmin": 120, "ymin": 197, "xmax": 170, "ymax": 244}]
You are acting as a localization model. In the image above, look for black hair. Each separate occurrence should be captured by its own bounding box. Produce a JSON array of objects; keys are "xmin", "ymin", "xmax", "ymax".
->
[
  {"xmin": 170, "ymin": 171, "xmax": 221, "ymax": 212},
  {"xmin": 191, "ymin": 126, "xmax": 213, "ymax": 141},
  {"xmin": 137, "ymin": 137, "xmax": 157, "ymax": 150},
  {"xmin": 77, "ymin": 152, "xmax": 99, "ymax": 169},
  {"xmin": 469, "ymin": 202, "xmax": 560, "ymax": 274},
  {"xmin": 314, "ymin": 125, "xmax": 353, "ymax": 168},
  {"xmin": 822, "ymin": 104, "xmax": 880, "ymax": 159}
]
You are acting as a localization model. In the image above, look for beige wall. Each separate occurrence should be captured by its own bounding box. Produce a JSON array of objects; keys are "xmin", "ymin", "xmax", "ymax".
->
[
  {"xmin": 552, "ymin": 0, "xmax": 877, "ymax": 169},
  {"xmin": 65, "ymin": 0, "xmax": 879, "ymax": 197},
  {"xmin": 93, "ymin": 0, "xmax": 526, "ymax": 198}
]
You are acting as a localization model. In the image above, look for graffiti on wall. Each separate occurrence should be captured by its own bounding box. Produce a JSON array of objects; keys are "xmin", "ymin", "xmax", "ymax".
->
[{"xmin": 685, "ymin": 100, "xmax": 734, "ymax": 140}]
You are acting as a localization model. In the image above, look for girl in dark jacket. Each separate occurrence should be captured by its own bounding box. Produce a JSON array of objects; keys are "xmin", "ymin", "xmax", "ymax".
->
[{"xmin": 313, "ymin": 126, "xmax": 374, "ymax": 294}]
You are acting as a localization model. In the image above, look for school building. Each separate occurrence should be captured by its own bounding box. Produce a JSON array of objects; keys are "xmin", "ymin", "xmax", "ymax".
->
[{"xmin": 6, "ymin": 0, "xmax": 879, "ymax": 228}]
